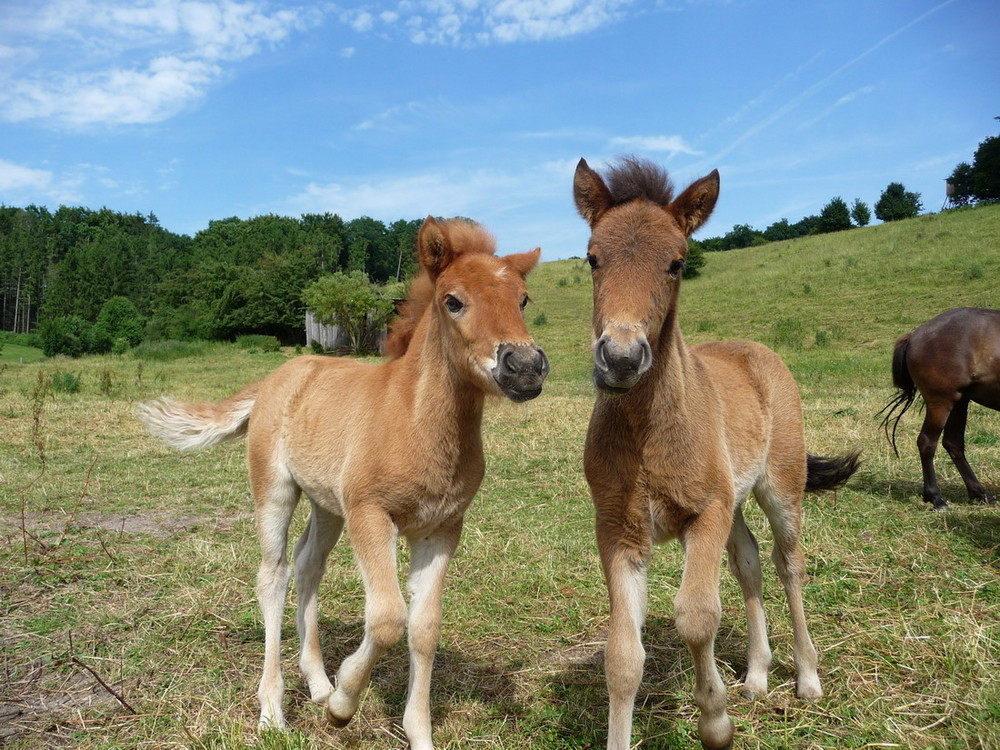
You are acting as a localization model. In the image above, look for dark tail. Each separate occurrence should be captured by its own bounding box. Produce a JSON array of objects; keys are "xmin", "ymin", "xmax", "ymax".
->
[
  {"xmin": 805, "ymin": 450, "xmax": 862, "ymax": 492},
  {"xmin": 876, "ymin": 332, "xmax": 918, "ymax": 457}
]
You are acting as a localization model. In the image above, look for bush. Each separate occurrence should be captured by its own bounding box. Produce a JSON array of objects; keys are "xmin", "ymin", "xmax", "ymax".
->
[
  {"xmin": 93, "ymin": 296, "xmax": 145, "ymax": 352},
  {"xmin": 50, "ymin": 371, "xmax": 81, "ymax": 393},
  {"xmin": 235, "ymin": 334, "xmax": 281, "ymax": 352},
  {"xmin": 40, "ymin": 315, "xmax": 93, "ymax": 358}
]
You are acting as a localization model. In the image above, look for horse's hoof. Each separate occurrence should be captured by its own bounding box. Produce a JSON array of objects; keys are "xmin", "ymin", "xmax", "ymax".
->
[{"xmin": 327, "ymin": 710, "xmax": 353, "ymax": 728}]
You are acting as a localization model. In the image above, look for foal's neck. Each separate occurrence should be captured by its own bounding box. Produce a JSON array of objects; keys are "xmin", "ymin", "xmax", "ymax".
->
[{"xmin": 401, "ymin": 312, "xmax": 486, "ymax": 444}]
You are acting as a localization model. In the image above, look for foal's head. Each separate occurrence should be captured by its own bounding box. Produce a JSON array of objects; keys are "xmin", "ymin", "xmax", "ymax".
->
[
  {"xmin": 390, "ymin": 217, "xmax": 549, "ymax": 402},
  {"xmin": 573, "ymin": 157, "xmax": 719, "ymax": 392}
]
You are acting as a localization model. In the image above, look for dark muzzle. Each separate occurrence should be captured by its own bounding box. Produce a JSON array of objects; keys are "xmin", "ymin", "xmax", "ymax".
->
[
  {"xmin": 593, "ymin": 333, "xmax": 652, "ymax": 392},
  {"xmin": 492, "ymin": 343, "xmax": 549, "ymax": 402}
]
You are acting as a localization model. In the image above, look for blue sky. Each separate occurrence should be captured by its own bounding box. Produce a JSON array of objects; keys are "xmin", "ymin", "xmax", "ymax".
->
[{"xmin": 1, "ymin": 0, "xmax": 996, "ymax": 261}]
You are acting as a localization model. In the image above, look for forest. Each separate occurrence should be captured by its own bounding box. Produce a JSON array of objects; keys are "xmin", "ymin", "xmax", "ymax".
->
[{"xmin": 0, "ymin": 206, "xmax": 422, "ymax": 346}]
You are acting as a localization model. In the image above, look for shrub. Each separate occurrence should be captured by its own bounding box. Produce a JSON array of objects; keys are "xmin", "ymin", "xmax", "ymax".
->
[
  {"xmin": 40, "ymin": 316, "xmax": 93, "ymax": 358},
  {"xmin": 94, "ymin": 296, "xmax": 145, "ymax": 351},
  {"xmin": 50, "ymin": 371, "xmax": 81, "ymax": 393},
  {"xmin": 235, "ymin": 334, "xmax": 281, "ymax": 352}
]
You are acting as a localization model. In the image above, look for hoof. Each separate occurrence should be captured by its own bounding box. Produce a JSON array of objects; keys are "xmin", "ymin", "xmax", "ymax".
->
[{"xmin": 327, "ymin": 709, "xmax": 354, "ymax": 729}]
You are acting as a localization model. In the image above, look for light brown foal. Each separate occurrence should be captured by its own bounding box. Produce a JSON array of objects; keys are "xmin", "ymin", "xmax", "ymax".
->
[
  {"xmin": 139, "ymin": 217, "xmax": 548, "ymax": 749},
  {"xmin": 574, "ymin": 157, "xmax": 859, "ymax": 750}
]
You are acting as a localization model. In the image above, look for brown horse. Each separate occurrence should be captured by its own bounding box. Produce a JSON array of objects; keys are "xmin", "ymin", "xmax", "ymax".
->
[
  {"xmin": 138, "ymin": 217, "xmax": 548, "ymax": 749},
  {"xmin": 879, "ymin": 307, "xmax": 1000, "ymax": 509},
  {"xmin": 573, "ymin": 156, "xmax": 860, "ymax": 750}
]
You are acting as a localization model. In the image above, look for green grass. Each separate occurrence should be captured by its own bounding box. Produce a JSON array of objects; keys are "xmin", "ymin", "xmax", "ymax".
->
[
  {"xmin": 2, "ymin": 205, "xmax": 999, "ymax": 749},
  {"xmin": 1, "ymin": 342, "xmax": 45, "ymax": 363}
]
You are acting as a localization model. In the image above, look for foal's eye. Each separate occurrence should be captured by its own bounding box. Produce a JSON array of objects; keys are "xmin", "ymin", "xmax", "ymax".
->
[
  {"xmin": 586, "ymin": 253, "xmax": 598, "ymax": 270},
  {"xmin": 444, "ymin": 295, "xmax": 464, "ymax": 314},
  {"xmin": 668, "ymin": 259, "xmax": 686, "ymax": 279},
  {"xmin": 520, "ymin": 295, "xmax": 529, "ymax": 311}
]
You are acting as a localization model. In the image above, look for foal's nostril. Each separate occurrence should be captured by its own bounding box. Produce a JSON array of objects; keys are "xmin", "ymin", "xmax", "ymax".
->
[{"xmin": 535, "ymin": 347, "xmax": 550, "ymax": 377}]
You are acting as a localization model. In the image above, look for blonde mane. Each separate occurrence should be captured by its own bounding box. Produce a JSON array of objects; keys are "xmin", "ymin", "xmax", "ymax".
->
[{"xmin": 383, "ymin": 219, "xmax": 497, "ymax": 359}]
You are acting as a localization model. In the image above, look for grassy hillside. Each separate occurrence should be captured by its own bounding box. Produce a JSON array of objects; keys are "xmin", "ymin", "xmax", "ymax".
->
[{"xmin": 1, "ymin": 205, "xmax": 998, "ymax": 749}]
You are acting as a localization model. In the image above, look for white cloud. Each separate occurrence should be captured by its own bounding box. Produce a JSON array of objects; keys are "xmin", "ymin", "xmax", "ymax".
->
[
  {"xmin": 0, "ymin": 158, "xmax": 87, "ymax": 203},
  {"xmin": 341, "ymin": 0, "xmax": 632, "ymax": 46},
  {"xmin": 609, "ymin": 134, "xmax": 702, "ymax": 157},
  {"xmin": 0, "ymin": 0, "xmax": 321, "ymax": 127},
  {"xmin": 2, "ymin": 56, "xmax": 220, "ymax": 126},
  {"xmin": 0, "ymin": 158, "xmax": 52, "ymax": 192}
]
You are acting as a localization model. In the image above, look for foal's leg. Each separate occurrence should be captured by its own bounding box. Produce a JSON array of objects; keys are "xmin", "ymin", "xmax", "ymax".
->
[
  {"xmin": 756, "ymin": 493, "xmax": 821, "ymax": 700},
  {"xmin": 917, "ymin": 401, "xmax": 952, "ymax": 509},
  {"xmin": 293, "ymin": 502, "xmax": 345, "ymax": 705},
  {"xmin": 726, "ymin": 505, "xmax": 772, "ymax": 699},
  {"xmin": 401, "ymin": 519, "xmax": 463, "ymax": 750},
  {"xmin": 255, "ymin": 476, "xmax": 302, "ymax": 729},
  {"xmin": 597, "ymin": 518, "xmax": 650, "ymax": 750},
  {"xmin": 327, "ymin": 505, "xmax": 407, "ymax": 727},
  {"xmin": 676, "ymin": 507, "xmax": 734, "ymax": 750},
  {"xmin": 942, "ymin": 398, "xmax": 996, "ymax": 504}
]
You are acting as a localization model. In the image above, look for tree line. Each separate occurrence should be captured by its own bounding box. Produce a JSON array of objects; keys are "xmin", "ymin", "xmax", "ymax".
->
[
  {"xmin": 0, "ymin": 205, "xmax": 423, "ymax": 351},
  {"xmin": 689, "ymin": 180, "xmax": 924, "ymax": 257}
]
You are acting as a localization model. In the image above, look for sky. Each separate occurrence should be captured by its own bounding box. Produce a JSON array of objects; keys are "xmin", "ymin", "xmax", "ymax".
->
[{"xmin": 0, "ymin": 0, "xmax": 997, "ymax": 261}]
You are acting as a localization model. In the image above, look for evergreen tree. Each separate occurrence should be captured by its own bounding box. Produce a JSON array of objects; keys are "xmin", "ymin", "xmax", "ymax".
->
[
  {"xmin": 850, "ymin": 199, "xmax": 871, "ymax": 227},
  {"xmin": 817, "ymin": 197, "xmax": 852, "ymax": 234}
]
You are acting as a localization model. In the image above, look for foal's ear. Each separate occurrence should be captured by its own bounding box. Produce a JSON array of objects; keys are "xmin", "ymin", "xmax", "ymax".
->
[
  {"xmin": 670, "ymin": 169, "xmax": 720, "ymax": 237},
  {"xmin": 417, "ymin": 216, "xmax": 455, "ymax": 278},
  {"xmin": 574, "ymin": 158, "xmax": 614, "ymax": 228},
  {"xmin": 505, "ymin": 247, "xmax": 542, "ymax": 278}
]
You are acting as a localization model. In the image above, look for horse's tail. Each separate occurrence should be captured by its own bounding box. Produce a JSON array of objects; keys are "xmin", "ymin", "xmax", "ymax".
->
[
  {"xmin": 137, "ymin": 383, "xmax": 260, "ymax": 451},
  {"xmin": 877, "ymin": 332, "xmax": 918, "ymax": 457},
  {"xmin": 805, "ymin": 450, "xmax": 862, "ymax": 493}
]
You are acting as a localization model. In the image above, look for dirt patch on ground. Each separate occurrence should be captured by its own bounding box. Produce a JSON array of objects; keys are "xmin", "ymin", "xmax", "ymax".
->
[
  {"xmin": 0, "ymin": 509, "xmax": 253, "ymax": 540},
  {"xmin": 0, "ymin": 669, "xmax": 119, "ymax": 742}
]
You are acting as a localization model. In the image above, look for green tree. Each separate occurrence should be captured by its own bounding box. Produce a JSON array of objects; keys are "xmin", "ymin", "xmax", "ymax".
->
[
  {"xmin": 946, "ymin": 162, "xmax": 976, "ymax": 207},
  {"xmin": 970, "ymin": 135, "xmax": 1000, "ymax": 202},
  {"xmin": 40, "ymin": 315, "xmax": 93, "ymax": 357},
  {"xmin": 302, "ymin": 271, "xmax": 395, "ymax": 353},
  {"xmin": 874, "ymin": 183, "xmax": 922, "ymax": 222},
  {"xmin": 763, "ymin": 219, "xmax": 797, "ymax": 243},
  {"xmin": 684, "ymin": 240, "xmax": 706, "ymax": 278},
  {"xmin": 817, "ymin": 197, "xmax": 852, "ymax": 234},
  {"xmin": 92, "ymin": 296, "xmax": 145, "ymax": 352},
  {"xmin": 850, "ymin": 198, "xmax": 871, "ymax": 227}
]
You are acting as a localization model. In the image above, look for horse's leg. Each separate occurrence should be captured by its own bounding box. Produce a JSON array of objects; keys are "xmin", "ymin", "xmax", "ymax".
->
[
  {"xmin": 401, "ymin": 519, "xmax": 463, "ymax": 750},
  {"xmin": 756, "ymin": 495, "xmax": 821, "ymax": 700},
  {"xmin": 726, "ymin": 504, "xmax": 772, "ymax": 699},
  {"xmin": 254, "ymin": 472, "xmax": 302, "ymax": 729},
  {"xmin": 597, "ymin": 513, "xmax": 650, "ymax": 750},
  {"xmin": 293, "ymin": 502, "xmax": 345, "ymax": 705},
  {"xmin": 327, "ymin": 505, "xmax": 406, "ymax": 727},
  {"xmin": 942, "ymin": 398, "xmax": 996, "ymax": 504},
  {"xmin": 917, "ymin": 401, "xmax": 952, "ymax": 509},
  {"xmin": 676, "ymin": 506, "xmax": 734, "ymax": 750}
]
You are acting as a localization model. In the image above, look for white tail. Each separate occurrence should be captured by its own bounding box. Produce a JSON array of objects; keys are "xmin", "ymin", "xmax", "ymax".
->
[{"xmin": 137, "ymin": 389, "xmax": 257, "ymax": 452}]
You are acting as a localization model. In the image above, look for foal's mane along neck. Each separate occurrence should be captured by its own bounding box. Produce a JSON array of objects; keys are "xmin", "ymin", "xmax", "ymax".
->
[
  {"xmin": 383, "ymin": 220, "xmax": 497, "ymax": 359},
  {"xmin": 604, "ymin": 156, "xmax": 675, "ymax": 207}
]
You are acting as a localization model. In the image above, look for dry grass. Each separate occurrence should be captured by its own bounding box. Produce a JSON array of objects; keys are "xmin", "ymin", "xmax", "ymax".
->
[{"xmin": 2, "ymin": 205, "xmax": 1000, "ymax": 749}]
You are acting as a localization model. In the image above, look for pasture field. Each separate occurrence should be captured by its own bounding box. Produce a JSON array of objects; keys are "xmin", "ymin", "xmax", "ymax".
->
[{"xmin": 2, "ymin": 204, "xmax": 999, "ymax": 749}]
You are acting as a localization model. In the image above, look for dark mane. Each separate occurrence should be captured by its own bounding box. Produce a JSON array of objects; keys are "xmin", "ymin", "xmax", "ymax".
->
[
  {"xmin": 605, "ymin": 156, "xmax": 675, "ymax": 207},
  {"xmin": 383, "ymin": 219, "xmax": 496, "ymax": 359}
]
